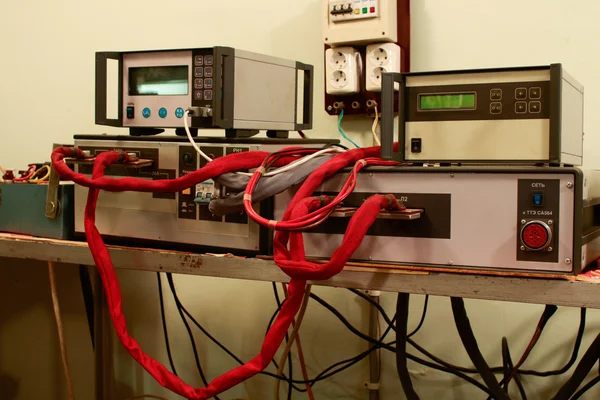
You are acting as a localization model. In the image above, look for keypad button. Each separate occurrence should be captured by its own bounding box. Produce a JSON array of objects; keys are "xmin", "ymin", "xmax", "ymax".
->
[
  {"xmin": 529, "ymin": 87, "xmax": 541, "ymax": 99},
  {"xmin": 204, "ymin": 78, "xmax": 213, "ymax": 89},
  {"xmin": 194, "ymin": 56, "xmax": 203, "ymax": 66},
  {"xmin": 529, "ymin": 101, "xmax": 541, "ymax": 113},
  {"xmin": 204, "ymin": 55, "xmax": 213, "ymax": 65},
  {"xmin": 175, "ymin": 107, "xmax": 185, "ymax": 118},
  {"xmin": 194, "ymin": 78, "xmax": 203, "ymax": 89},
  {"xmin": 490, "ymin": 89, "xmax": 502, "ymax": 101},
  {"xmin": 204, "ymin": 90, "xmax": 213, "ymax": 101},
  {"xmin": 204, "ymin": 66, "xmax": 213, "ymax": 77},
  {"xmin": 195, "ymin": 67, "xmax": 203, "ymax": 78},
  {"xmin": 515, "ymin": 88, "xmax": 527, "ymax": 100},
  {"xmin": 194, "ymin": 90, "xmax": 203, "ymax": 100},
  {"xmin": 159, "ymin": 107, "xmax": 167, "ymax": 118},
  {"xmin": 490, "ymin": 102, "xmax": 502, "ymax": 114},
  {"xmin": 515, "ymin": 101, "xmax": 527, "ymax": 114},
  {"xmin": 142, "ymin": 107, "xmax": 151, "ymax": 118}
]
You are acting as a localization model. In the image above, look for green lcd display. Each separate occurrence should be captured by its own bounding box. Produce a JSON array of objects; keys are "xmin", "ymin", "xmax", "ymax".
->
[{"xmin": 419, "ymin": 93, "xmax": 476, "ymax": 110}]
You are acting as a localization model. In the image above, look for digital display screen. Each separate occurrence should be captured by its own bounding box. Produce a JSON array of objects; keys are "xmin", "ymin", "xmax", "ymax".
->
[
  {"xmin": 419, "ymin": 93, "xmax": 476, "ymax": 110},
  {"xmin": 129, "ymin": 66, "xmax": 189, "ymax": 96}
]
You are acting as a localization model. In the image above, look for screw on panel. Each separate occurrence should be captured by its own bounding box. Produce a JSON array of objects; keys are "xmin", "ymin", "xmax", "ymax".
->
[
  {"xmin": 565, "ymin": 258, "xmax": 572, "ymax": 265},
  {"xmin": 548, "ymin": 220, "xmax": 553, "ymax": 225},
  {"xmin": 369, "ymin": 173, "xmax": 373, "ymax": 177},
  {"xmin": 520, "ymin": 246, "xmax": 526, "ymax": 251},
  {"xmin": 548, "ymin": 247, "xmax": 553, "ymax": 252},
  {"xmin": 368, "ymin": 256, "xmax": 372, "ymax": 260},
  {"xmin": 521, "ymin": 219, "xmax": 526, "ymax": 225},
  {"xmin": 327, "ymin": 105, "xmax": 333, "ymax": 111},
  {"xmin": 567, "ymin": 182, "xmax": 573, "ymax": 189},
  {"xmin": 448, "ymin": 261, "xmax": 453, "ymax": 265},
  {"xmin": 450, "ymin": 174, "xmax": 455, "ymax": 178}
]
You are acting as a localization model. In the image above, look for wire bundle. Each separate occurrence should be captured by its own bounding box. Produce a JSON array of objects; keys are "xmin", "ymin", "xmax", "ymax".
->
[{"xmin": 51, "ymin": 142, "xmax": 401, "ymax": 400}]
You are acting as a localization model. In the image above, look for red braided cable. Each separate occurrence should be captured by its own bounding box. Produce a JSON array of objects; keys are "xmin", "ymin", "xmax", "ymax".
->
[{"xmin": 50, "ymin": 142, "xmax": 400, "ymax": 399}]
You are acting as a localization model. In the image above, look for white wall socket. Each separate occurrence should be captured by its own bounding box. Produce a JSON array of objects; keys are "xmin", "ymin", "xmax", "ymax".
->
[
  {"xmin": 366, "ymin": 42, "xmax": 401, "ymax": 92},
  {"xmin": 325, "ymin": 47, "xmax": 362, "ymax": 95}
]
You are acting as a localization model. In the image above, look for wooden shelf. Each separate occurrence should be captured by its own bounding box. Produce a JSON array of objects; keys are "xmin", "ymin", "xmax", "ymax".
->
[{"xmin": 1, "ymin": 233, "xmax": 599, "ymax": 309}]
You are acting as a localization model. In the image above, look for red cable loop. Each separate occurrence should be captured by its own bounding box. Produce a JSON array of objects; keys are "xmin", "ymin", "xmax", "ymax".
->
[{"xmin": 49, "ymin": 142, "xmax": 400, "ymax": 400}]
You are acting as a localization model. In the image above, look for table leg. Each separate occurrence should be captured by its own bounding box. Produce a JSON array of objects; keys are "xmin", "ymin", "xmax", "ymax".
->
[{"xmin": 92, "ymin": 268, "xmax": 112, "ymax": 400}]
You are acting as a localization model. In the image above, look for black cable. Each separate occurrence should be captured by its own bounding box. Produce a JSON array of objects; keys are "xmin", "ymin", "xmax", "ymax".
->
[
  {"xmin": 571, "ymin": 375, "xmax": 600, "ymax": 400},
  {"xmin": 272, "ymin": 283, "xmax": 293, "ymax": 400},
  {"xmin": 520, "ymin": 308, "xmax": 586, "ymax": 377},
  {"xmin": 78, "ymin": 265, "xmax": 95, "ymax": 349},
  {"xmin": 310, "ymin": 292, "xmax": 494, "ymax": 396},
  {"xmin": 408, "ymin": 295, "xmax": 429, "ymax": 338},
  {"xmin": 450, "ymin": 297, "xmax": 511, "ymax": 400},
  {"xmin": 157, "ymin": 273, "xmax": 178, "ymax": 376},
  {"xmin": 552, "ymin": 333, "xmax": 600, "ymax": 400},
  {"xmin": 165, "ymin": 273, "xmax": 219, "ymax": 400},
  {"xmin": 396, "ymin": 293, "xmax": 420, "ymax": 399},
  {"xmin": 502, "ymin": 337, "xmax": 527, "ymax": 400}
]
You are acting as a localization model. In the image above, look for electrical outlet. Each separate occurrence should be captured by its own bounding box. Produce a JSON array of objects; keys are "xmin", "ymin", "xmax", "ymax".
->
[
  {"xmin": 366, "ymin": 43, "xmax": 401, "ymax": 92},
  {"xmin": 325, "ymin": 47, "xmax": 361, "ymax": 95}
]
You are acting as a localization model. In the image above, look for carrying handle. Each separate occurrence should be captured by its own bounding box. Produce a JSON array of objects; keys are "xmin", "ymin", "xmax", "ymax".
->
[
  {"xmin": 295, "ymin": 62, "xmax": 314, "ymax": 131},
  {"xmin": 213, "ymin": 47, "xmax": 235, "ymax": 128},
  {"xmin": 95, "ymin": 52, "xmax": 123, "ymax": 127},
  {"xmin": 380, "ymin": 72, "xmax": 404, "ymax": 160}
]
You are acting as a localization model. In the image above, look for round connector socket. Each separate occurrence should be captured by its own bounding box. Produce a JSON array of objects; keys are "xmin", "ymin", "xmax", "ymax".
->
[{"xmin": 520, "ymin": 221, "xmax": 552, "ymax": 251}]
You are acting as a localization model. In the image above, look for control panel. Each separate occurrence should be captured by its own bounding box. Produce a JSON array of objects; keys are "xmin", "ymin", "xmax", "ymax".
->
[
  {"xmin": 329, "ymin": 0, "xmax": 379, "ymax": 22},
  {"xmin": 407, "ymin": 81, "xmax": 550, "ymax": 122},
  {"xmin": 191, "ymin": 49, "xmax": 215, "ymax": 110},
  {"xmin": 177, "ymin": 146, "xmax": 250, "ymax": 224},
  {"xmin": 516, "ymin": 179, "xmax": 559, "ymax": 263}
]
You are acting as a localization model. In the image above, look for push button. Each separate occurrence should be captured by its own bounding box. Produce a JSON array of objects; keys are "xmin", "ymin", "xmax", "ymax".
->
[
  {"xmin": 126, "ymin": 106, "xmax": 134, "ymax": 119},
  {"xmin": 490, "ymin": 102, "xmax": 502, "ymax": 114},
  {"xmin": 533, "ymin": 192, "xmax": 543, "ymax": 206},
  {"xmin": 529, "ymin": 101, "xmax": 541, "ymax": 113},
  {"xmin": 515, "ymin": 101, "xmax": 527, "ymax": 114},
  {"xmin": 159, "ymin": 107, "xmax": 167, "ymax": 118},
  {"xmin": 411, "ymin": 138, "xmax": 422, "ymax": 153},
  {"xmin": 175, "ymin": 107, "xmax": 185, "ymax": 119},
  {"xmin": 142, "ymin": 107, "xmax": 151, "ymax": 118},
  {"xmin": 529, "ymin": 87, "xmax": 541, "ymax": 99},
  {"xmin": 194, "ymin": 78, "xmax": 203, "ymax": 89},
  {"xmin": 194, "ymin": 56, "xmax": 203, "ymax": 66},
  {"xmin": 195, "ymin": 67, "xmax": 203, "ymax": 78},
  {"xmin": 490, "ymin": 89, "xmax": 502, "ymax": 100},
  {"xmin": 515, "ymin": 88, "xmax": 527, "ymax": 100}
]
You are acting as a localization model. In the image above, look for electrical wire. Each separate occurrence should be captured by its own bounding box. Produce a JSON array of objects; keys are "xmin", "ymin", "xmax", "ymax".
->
[
  {"xmin": 396, "ymin": 293, "xmax": 419, "ymax": 399},
  {"xmin": 123, "ymin": 395, "xmax": 169, "ymax": 400},
  {"xmin": 502, "ymin": 337, "xmax": 527, "ymax": 400},
  {"xmin": 450, "ymin": 297, "xmax": 510, "ymax": 400},
  {"xmin": 551, "ymin": 333, "xmax": 600, "ymax": 399},
  {"xmin": 165, "ymin": 274, "xmax": 219, "ymax": 400},
  {"xmin": 48, "ymin": 261, "xmax": 76, "ymax": 400},
  {"xmin": 371, "ymin": 105, "xmax": 381, "ymax": 146},
  {"xmin": 571, "ymin": 375, "xmax": 600, "ymax": 399},
  {"xmin": 337, "ymin": 109, "xmax": 360, "ymax": 148},
  {"xmin": 29, "ymin": 164, "xmax": 50, "ymax": 183},
  {"xmin": 274, "ymin": 284, "xmax": 314, "ymax": 400},
  {"xmin": 297, "ymin": 130, "xmax": 308, "ymax": 139},
  {"xmin": 157, "ymin": 273, "xmax": 178, "ymax": 376},
  {"xmin": 14, "ymin": 164, "xmax": 36, "ymax": 182},
  {"xmin": 272, "ymin": 283, "xmax": 293, "ymax": 400},
  {"xmin": 184, "ymin": 109, "xmax": 344, "ymax": 177}
]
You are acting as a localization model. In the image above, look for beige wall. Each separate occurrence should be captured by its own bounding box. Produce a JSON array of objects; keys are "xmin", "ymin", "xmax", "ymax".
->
[{"xmin": 1, "ymin": 0, "xmax": 600, "ymax": 399}]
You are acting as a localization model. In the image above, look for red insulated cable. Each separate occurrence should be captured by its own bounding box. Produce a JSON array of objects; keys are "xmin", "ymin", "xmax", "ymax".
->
[
  {"xmin": 50, "ymin": 142, "xmax": 401, "ymax": 400},
  {"xmin": 14, "ymin": 165, "xmax": 37, "ymax": 182}
]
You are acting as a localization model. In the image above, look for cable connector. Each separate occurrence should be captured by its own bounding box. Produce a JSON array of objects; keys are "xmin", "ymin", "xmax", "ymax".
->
[
  {"xmin": 364, "ymin": 381, "xmax": 380, "ymax": 390},
  {"xmin": 187, "ymin": 106, "xmax": 213, "ymax": 118},
  {"xmin": 365, "ymin": 290, "xmax": 381, "ymax": 297}
]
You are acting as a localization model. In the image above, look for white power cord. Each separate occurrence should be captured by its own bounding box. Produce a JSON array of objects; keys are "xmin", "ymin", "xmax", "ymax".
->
[
  {"xmin": 371, "ymin": 105, "xmax": 381, "ymax": 146},
  {"xmin": 183, "ymin": 110, "xmax": 345, "ymax": 177}
]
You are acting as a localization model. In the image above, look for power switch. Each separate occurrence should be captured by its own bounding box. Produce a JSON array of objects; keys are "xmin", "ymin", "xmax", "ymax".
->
[
  {"xmin": 126, "ymin": 106, "xmax": 134, "ymax": 119},
  {"xmin": 411, "ymin": 138, "xmax": 422, "ymax": 153},
  {"xmin": 532, "ymin": 192, "xmax": 543, "ymax": 207}
]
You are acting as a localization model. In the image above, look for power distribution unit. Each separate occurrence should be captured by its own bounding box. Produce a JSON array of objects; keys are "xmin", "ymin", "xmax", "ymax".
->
[
  {"xmin": 73, "ymin": 135, "xmax": 337, "ymax": 253},
  {"xmin": 274, "ymin": 167, "xmax": 600, "ymax": 274},
  {"xmin": 380, "ymin": 64, "xmax": 584, "ymax": 165},
  {"xmin": 96, "ymin": 47, "xmax": 313, "ymax": 138}
]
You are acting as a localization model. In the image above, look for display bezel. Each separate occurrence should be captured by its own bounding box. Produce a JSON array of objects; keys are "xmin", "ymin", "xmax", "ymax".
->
[
  {"xmin": 417, "ymin": 92, "xmax": 477, "ymax": 112},
  {"xmin": 128, "ymin": 65, "xmax": 190, "ymax": 96}
]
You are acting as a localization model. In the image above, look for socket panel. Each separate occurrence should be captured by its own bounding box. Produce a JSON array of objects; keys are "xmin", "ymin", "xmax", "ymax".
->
[
  {"xmin": 323, "ymin": 0, "xmax": 397, "ymax": 45},
  {"xmin": 366, "ymin": 43, "xmax": 401, "ymax": 91},
  {"xmin": 325, "ymin": 47, "xmax": 362, "ymax": 95}
]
